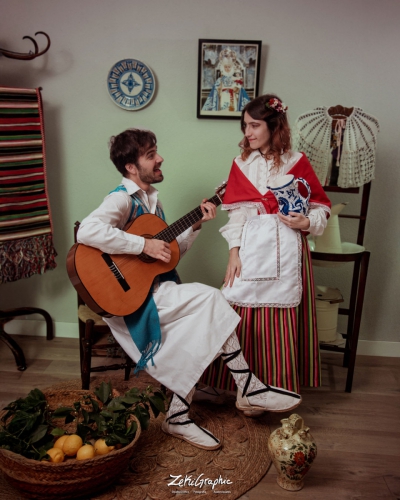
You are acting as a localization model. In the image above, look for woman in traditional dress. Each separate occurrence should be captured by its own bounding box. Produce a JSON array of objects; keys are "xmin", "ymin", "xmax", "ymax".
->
[{"xmin": 199, "ymin": 94, "xmax": 331, "ymax": 412}]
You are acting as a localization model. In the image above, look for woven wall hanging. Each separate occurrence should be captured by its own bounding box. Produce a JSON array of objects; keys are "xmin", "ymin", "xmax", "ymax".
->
[{"xmin": 0, "ymin": 86, "xmax": 57, "ymax": 284}]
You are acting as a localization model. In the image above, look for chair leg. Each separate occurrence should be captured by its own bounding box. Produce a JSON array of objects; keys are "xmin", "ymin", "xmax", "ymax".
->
[
  {"xmin": 124, "ymin": 355, "xmax": 132, "ymax": 381},
  {"xmin": 78, "ymin": 318, "xmax": 86, "ymax": 371},
  {"xmin": 0, "ymin": 323, "xmax": 27, "ymax": 371},
  {"xmin": 81, "ymin": 319, "xmax": 94, "ymax": 390}
]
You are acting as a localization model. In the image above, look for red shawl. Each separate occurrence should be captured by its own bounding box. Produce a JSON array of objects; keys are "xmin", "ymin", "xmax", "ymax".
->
[{"xmin": 222, "ymin": 153, "xmax": 331, "ymax": 215}]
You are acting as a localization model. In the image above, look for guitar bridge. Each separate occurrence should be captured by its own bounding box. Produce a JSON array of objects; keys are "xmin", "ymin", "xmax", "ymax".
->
[{"xmin": 101, "ymin": 253, "xmax": 131, "ymax": 292}]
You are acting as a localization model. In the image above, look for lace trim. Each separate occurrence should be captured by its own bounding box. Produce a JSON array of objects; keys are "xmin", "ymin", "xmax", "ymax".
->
[
  {"xmin": 222, "ymin": 201, "xmax": 267, "ymax": 214},
  {"xmin": 309, "ymin": 202, "xmax": 331, "ymax": 215},
  {"xmin": 228, "ymin": 299, "xmax": 301, "ymax": 308},
  {"xmin": 241, "ymin": 217, "xmax": 280, "ymax": 282},
  {"xmin": 229, "ymin": 231, "xmax": 303, "ymax": 307}
]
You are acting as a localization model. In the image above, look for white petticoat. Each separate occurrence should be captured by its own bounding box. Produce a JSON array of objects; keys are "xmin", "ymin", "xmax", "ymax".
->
[{"xmin": 104, "ymin": 281, "xmax": 240, "ymax": 398}]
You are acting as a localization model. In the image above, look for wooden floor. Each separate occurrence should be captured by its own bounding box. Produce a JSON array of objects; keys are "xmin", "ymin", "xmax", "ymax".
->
[{"xmin": 1, "ymin": 335, "xmax": 400, "ymax": 499}]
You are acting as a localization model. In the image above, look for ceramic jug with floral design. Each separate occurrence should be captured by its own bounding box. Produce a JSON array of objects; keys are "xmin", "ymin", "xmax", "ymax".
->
[
  {"xmin": 267, "ymin": 175, "xmax": 311, "ymax": 216},
  {"xmin": 267, "ymin": 413, "xmax": 317, "ymax": 491}
]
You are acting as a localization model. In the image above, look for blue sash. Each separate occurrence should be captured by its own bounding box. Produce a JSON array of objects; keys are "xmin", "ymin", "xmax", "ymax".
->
[{"xmin": 110, "ymin": 185, "xmax": 177, "ymax": 373}]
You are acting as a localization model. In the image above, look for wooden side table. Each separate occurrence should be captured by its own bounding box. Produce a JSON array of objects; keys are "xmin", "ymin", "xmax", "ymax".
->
[{"xmin": 0, "ymin": 307, "xmax": 54, "ymax": 371}]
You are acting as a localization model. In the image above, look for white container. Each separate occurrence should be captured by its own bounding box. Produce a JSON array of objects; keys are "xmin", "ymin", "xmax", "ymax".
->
[
  {"xmin": 315, "ymin": 286, "xmax": 343, "ymax": 343},
  {"xmin": 312, "ymin": 241, "xmax": 366, "ymax": 268},
  {"xmin": 315, "ymin": 202, "xmax": 348, "ymax": 253}
]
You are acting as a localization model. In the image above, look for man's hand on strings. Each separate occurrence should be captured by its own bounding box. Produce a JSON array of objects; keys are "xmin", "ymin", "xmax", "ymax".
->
[
  {"xmin": 143, "ymin": 239, "xmax": 171, "ymax": 262},
  {"xmin": 192, "ymin": 199, "xmax": 217, "ymax": 231}
]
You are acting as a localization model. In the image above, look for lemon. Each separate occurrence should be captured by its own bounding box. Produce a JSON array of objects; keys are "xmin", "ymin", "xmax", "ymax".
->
[
  {"xmin": 46, "ymin": 447, "xmax": 65, "ymax": 463},
  {"xmin": 94, "ymin": 438, "xmax": 115, "ymax": 455},
  {"xmin": 76, "ymin": 444, "xmax": 95, "ymax": 460},
  {"xmin": 62, "ymin": 434, "xmax": 83, "ymax": 456},
  {"xmin": 54, "ymin": 434, "xmax": 68, "ymax": 450}
]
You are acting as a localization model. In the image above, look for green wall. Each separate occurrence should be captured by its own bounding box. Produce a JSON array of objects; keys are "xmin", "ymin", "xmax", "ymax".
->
[{"xmin": 1, "ymin": 0, "xmax": 399, "ymax": 346}]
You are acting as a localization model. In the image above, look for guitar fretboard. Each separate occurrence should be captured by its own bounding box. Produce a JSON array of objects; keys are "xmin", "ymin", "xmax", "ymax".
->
[{"xmin": 153, "ymin": 193, "xmax": 222, "ymax": 243}]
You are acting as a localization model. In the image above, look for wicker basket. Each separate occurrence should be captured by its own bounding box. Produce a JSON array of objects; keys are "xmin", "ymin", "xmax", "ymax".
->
[{"xmin": 0, "ymin": 389, "xmax": 141, "ymax": 500}]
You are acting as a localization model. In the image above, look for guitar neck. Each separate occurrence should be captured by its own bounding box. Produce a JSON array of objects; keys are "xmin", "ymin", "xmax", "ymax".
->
[{"xmin": 153, "ymin": 193, "xmax": 222, "ymax": 243}]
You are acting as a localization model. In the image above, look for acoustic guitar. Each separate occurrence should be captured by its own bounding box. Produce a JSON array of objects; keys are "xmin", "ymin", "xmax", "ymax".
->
[{"xmin": 67, "ymin": 182, "xmax": 227, "ymax": 317}]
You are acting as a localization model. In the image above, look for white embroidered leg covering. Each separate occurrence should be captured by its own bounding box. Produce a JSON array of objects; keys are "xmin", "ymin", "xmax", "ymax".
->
[
  {"xmin": 165, "ymin": 387, "xmax": 195, "ymax": 423},
  {"xmin": 220, "ymin": 332, "xmax": 302, "ymax": 413},
  {"xmin": 162, "ymin": 387, "xmax": 221, "ymax": 450},
  {"xmin": 192, "ymin": 385, "xmax": 225, "ymax": 403}
]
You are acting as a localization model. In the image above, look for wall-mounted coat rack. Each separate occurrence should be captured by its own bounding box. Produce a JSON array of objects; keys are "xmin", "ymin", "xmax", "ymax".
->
[{"xmin": 0, "ymin": 31, "xmax": 50, "ymax": 60}]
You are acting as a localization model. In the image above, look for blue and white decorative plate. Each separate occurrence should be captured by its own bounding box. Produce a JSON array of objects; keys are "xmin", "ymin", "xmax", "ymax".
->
[{"xmin": 107, "ymin": 59, "xmax": 156, "ymax": 110}]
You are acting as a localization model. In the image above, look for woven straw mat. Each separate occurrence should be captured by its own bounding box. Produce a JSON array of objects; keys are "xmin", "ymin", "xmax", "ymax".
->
[{"xmin": 0, "ymin": 373, "xmax": 271, "ymax": 500}]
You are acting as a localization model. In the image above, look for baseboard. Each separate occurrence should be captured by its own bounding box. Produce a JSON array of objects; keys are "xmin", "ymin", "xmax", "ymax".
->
[
  {"xmin": 4, "ymin": 319, "xmax": 79, "ymax": 339},
  {"xmin": 4, "ymin": 319, "xmax": 400, "ymax": 357},
  {"xmin": 355, "ymin": 340, "xmax": 400, "ymax": 357}
]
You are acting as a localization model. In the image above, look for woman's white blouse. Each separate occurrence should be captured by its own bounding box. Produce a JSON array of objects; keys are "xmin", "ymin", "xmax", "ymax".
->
[{"xmin": 220, "ymin": 151, "xmax": 329, "ymax": 249}]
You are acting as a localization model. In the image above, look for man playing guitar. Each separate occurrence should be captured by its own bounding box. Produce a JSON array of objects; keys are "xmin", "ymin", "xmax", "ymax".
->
[{"xmin": 76, "ymin": 128, "xmax": 301, "ymax": 450}]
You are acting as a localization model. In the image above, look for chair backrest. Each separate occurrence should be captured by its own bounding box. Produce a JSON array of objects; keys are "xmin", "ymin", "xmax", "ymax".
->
[
  {"xmin": 73, "ymin": 220, "xmax": 80, "ymax": 243},
  {"xmin": 73, "ymin": 221, "xmax": 85, "ymax": 308},
  {"xmin": 72, "ymin": 221, "xmax": 133, "ymax": 388}
]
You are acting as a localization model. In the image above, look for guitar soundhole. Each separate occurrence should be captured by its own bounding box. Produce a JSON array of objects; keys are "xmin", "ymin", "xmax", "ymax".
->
[
  {"xmin": 138, "ymin": 253, "xmax": 157, "ymax": 264},
  {"xmin": 138, "ymin": 234, "xmax": 157, "ymax": 263}
]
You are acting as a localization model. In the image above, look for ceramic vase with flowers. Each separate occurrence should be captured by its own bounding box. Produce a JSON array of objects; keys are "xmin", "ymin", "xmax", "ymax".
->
[{"xmin": 267, "ymin": 413, "xmax": 317, "ymax": 491}]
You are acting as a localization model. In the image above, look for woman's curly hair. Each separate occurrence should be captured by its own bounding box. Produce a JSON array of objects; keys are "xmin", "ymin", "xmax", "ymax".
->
[{"xmin": 240, "ymin": 94, "xmax": 292, "ymax": 170}]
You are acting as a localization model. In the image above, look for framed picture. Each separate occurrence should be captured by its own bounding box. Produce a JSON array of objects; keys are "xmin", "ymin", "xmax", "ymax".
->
[{"xmin": 197, "ymin": 39, "xmax": 262, "ymax": 119}]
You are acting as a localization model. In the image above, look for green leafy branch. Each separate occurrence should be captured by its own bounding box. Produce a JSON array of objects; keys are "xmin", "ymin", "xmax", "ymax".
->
[{"xmin": 0, "ymin": 382, "xmax": 166, "ymax": 461}]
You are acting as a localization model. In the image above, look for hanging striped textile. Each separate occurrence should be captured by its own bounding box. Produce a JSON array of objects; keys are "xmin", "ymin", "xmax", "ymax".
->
[
  {"xmin": 200, "ymin": 235, "xmax": 321, "ymax": 393},
  {"xmin": 0, "ymin": 87, "xmax": 57, "ymax": 284}
]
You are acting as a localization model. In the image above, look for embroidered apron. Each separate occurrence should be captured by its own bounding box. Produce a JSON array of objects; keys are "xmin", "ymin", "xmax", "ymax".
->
[{"xmin": 222, "ymin": 214, "xmax": 302, "ymax": 308}]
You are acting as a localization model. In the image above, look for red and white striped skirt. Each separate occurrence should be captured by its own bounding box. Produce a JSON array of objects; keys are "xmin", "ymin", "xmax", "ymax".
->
[{"xmin": 200, "ymin": 235, "xmax": 320, "ymax": 393}]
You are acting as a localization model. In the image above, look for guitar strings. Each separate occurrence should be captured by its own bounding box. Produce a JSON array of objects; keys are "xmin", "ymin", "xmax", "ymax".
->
[{"xmin": 153, "ymin": 194, "xmax": 221, "ymax": 242}]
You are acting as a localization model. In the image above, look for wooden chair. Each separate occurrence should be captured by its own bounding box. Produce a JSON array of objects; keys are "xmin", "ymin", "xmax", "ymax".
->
[{"xmin": 74, "ymin": 221, "xmax": 133, "ymax": 389}]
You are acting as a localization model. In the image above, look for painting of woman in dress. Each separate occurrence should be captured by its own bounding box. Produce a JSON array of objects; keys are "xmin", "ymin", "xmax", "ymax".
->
[
  {"xmin": 202, "ymin": 49, "xmax": 250, "ymax": 112},
  {"xmin": 197, "ymin": 40, "xmax": 262, "ymax": 119}
]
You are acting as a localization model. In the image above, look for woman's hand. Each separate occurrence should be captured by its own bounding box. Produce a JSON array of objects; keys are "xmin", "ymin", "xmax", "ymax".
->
[
  {"xmin": 192, "ymin": 199, "xmax": 217, "ymax": 231},
  {"xmin": 224, "ymin": 247, "xmax": 241, "ymax": 287},
  {"xmin": 278, "ymin": 212, "xmax": 310, "ymax": 230}
]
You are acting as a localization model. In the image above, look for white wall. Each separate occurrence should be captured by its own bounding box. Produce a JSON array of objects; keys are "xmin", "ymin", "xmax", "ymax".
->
[{"xmin": 1, "ymin": 0, "xmax": 399, "ymax": 345}]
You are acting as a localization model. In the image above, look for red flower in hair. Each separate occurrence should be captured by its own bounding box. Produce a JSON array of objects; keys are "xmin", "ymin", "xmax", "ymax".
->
[{"xmin": 266, "ymin": 97, "xmax": 287, "ymax": 113}]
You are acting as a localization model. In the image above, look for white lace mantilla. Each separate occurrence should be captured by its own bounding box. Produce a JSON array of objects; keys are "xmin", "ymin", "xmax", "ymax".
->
[{"xmin": 294, "ymin": 107, "xmax": 379, "ymax": 188}]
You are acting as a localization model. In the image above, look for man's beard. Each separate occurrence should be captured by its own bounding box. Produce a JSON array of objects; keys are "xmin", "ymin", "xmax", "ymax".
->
[{"xmin": 138, "ymin": 167, "xmax": 163, "ymax": 184}]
